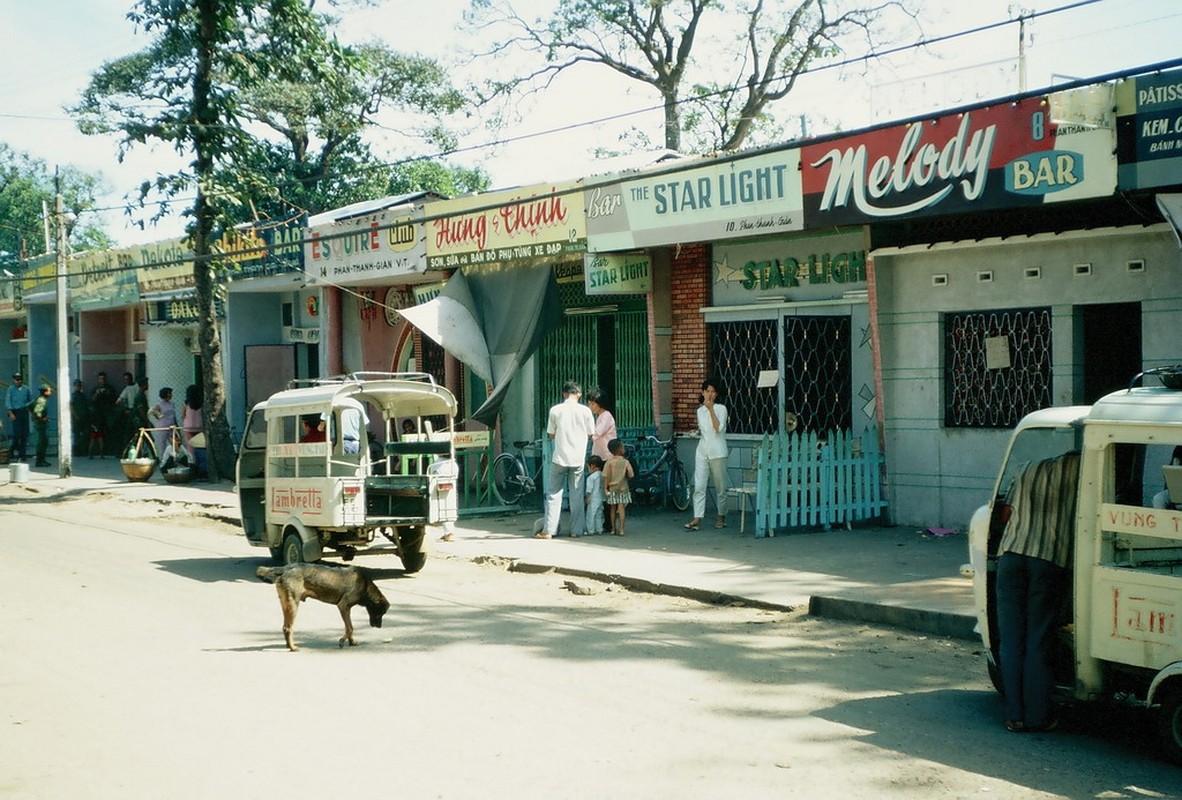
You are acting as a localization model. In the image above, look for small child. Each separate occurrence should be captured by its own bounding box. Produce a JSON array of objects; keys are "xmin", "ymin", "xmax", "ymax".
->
[
  {"xmin": 88, "ymin": 423, "xmax": 105, "ymax": 459},
  {"xmin": 602, "ymin": 438, "xmax": 634, "ymax": 536},
  {"xmin": 584, "ymin": 455, "xmax": 605, "ymax": 535}
]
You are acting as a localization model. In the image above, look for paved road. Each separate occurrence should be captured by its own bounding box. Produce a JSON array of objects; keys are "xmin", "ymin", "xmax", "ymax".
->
[{"xmin": 3, "ymin": 489, "xmax": 1181, "ymax": 799}]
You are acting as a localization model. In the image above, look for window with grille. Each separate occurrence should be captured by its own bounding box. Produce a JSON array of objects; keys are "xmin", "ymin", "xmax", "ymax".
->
[
  {"xmin": 944, "ymin": 307, "xmax": 1052, "ymax": 428},
  {"xmin": 782, "ymin": 316, "xmax": 851, "ymax": 434},
  {"xmin": 708, "ymin": 320, "xmax": 777, "ymax": 435},
  {"xmin": 709, "ymin": 316, "xmax": 852, "ymax": 435}
]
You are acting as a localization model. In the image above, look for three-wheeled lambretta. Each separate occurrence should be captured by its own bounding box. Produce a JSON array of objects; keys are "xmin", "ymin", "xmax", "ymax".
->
[
  {"xmin": 236, "ymin": 373, "xmax": 459, "ymax": 573},
  {"xmin": 968, "ymin": 369, "xmax": 1182, "ymax": 763}
]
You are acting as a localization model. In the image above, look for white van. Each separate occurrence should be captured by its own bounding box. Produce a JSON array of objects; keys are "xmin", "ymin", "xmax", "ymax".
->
[
  {"xmin": 968, "ymin": 368, "xmax": 1182, "ymax": 763},
  {"xmin": 236, "ymin": 373, "xmax": 459, "ymax": 573}
]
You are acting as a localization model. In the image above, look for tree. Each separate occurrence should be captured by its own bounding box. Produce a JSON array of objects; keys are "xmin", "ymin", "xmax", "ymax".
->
[
  {"xmin": 70, "ymin": 1, "xmax": 479, "ymax": 479},
  {"xmin": 71, "ymin": 0, "xmax": 358, "ymax": 480},
  {"xmin": 222, "ymin": 40, "xmax": 485, "ymax": 223},
  {"xmin": 466, "ymin": 0, "xmax": 914, "ymax": 153},
  {"xmin": 0, "ymin": 144, "xmax": 113, "ymax": 268}
]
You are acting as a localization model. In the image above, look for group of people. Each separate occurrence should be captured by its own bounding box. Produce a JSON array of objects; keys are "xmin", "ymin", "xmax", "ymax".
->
[
  {"xmin": 535, "ymin": 378, "xmax": 730, "ymax": 539},
  {"xmin": 65, "ymin": 373, "xmax": 205, "ymax": 466},
  {"xmin": 3, "ymin": 372, "xmax": 54, "ymax": 466}
]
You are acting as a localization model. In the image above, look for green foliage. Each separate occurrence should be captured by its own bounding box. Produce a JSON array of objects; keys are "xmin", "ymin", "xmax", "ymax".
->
[{"xmin": 0, "ymin": 144, "xmax": 113, "ymax": 267}]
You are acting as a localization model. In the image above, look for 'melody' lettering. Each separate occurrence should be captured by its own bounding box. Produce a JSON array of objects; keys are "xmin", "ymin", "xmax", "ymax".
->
[{"xmin": 812, "ymin": 113, "xmax": 997, "ymax": 218}]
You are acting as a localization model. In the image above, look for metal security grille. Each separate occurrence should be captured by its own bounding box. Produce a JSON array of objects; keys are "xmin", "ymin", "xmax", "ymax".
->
[
  {"xmin": 709, "ymin": 319, "xmax": 778, "ymax": 435},
  {"xmin": 613, "ymin": 310, "xmax": 653, "ymax": 428},
  {"xmin": 535, "ymin": 311, "xmax": 653, "ymax": 429},
  {"xmin": 709, "ymin": 315, "xmax": 851, "ymax": 435},
  {"xmin": 783, "ymin": 315, "xmax": 851, "ymax": 434},
  {"xmin": 944, "ymin": 307, "xmax": 1052, "ymax": 428},
  {"xmin": 537, "ymin": 314, "xmax": 597, "ymax": 425}
]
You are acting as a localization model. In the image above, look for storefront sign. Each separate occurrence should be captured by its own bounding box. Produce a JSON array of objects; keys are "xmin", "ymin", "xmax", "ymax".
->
[
  {"xmin": 137, "ymin": 237, "xmax": 195, "ymax": 296},
  {"xmin": 426, "ymin": 182, "xmax": 586, "ymax": 270},
  {"xmin": 413, "ymin": 281, "xmax": 445, "ymax": 305},
  {"xmin": 217, "ymin": 221, "xmax": 305, "ymax": 281},
  {"xmin": 1117, "ymin": 68, "xmax": 1182, "ymax": 189},
  {"xmin": 713, "ymin": 231, "xmax": 867, "ymax": 304},
  {"xmin": 585, "ymin": 150, "xmax": 804, "ymax": 252},
  {"xmin": 305, "ymin": 207, "xmax": 425, "ymax": 284},
  {"xmin": 69, "ymin": 247, "xmax": 139, "ymax": 311},
  {"xmin": 282, "ymin": 326, "xmax": 321, "ymax": 344},
  {"xmin": 0, "ymin": 270, "xmax": 22, "ymax": 316},
  {"xmin": 583, "ymin": 252, "xmax": 651, "ymax": 295},
  {"xmin": 802, "ymin": 90, "xmax": 1116, "ymax": 227}
]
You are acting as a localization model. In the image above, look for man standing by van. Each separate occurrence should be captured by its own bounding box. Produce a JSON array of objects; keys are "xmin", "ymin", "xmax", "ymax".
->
[
  {"xmin": 537, "ymin": 380, "xmax": 594, "ymax": 539},
  {"xmin": 996, "ymin": 451, "xmax": 1080, "ymax": 733}
]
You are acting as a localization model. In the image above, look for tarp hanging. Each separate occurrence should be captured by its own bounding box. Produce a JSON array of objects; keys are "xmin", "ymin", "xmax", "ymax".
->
[
  {"xmin": 400, "ymin": 263, "xmax": 563, "ymax": 426},
  {"xmin": 1156, "ymin": 194, "xmax": 1182, "ymax": 249}
]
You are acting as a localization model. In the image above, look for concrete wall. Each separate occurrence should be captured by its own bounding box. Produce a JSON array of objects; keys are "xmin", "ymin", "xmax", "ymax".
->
[{"xmin": 874, "ymin": 224, "xmax": 1182, "ymax": 528}]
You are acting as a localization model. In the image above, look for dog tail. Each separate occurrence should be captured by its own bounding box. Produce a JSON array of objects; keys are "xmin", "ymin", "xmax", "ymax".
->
[{"xmin": 255, "ymin": 565, "xmax": 285, "ymax": 583}]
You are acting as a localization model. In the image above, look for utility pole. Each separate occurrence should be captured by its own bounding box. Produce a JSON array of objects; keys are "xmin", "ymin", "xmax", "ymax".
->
[{"xmin": 54, "ymin": 191, "xmax": 72, "ymax": 478}]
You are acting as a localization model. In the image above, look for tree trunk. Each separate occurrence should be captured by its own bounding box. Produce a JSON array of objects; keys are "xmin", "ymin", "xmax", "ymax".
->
[
  {"xmin": 192, "ymin": 0, "xmax": 237, "ymax": 481},
  {"xmin": 663, "ymin": 91, "xmax": 681, "ymax": 151}
]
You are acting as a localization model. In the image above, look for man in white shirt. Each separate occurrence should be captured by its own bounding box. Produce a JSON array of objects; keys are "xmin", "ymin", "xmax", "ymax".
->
[{"xmin": 538, "ymin": 380, "xmax": 595, "ymax": 539}]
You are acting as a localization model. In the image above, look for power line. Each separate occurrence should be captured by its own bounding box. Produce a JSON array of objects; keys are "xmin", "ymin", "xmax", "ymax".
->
[{"xmin": 28, "ymin": 0, "xmax": 1114, "ymax": 222}]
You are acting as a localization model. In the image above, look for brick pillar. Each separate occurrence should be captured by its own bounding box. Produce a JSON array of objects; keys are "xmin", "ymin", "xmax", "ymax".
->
[{"xmin": 669, "ymin": 243, "xmax": 711, "ymax": 432}]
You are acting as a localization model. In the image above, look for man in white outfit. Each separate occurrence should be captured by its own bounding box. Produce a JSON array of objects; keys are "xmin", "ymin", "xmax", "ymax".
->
[{"xmin": 539, "ymin": 380, "xmax": 595, "ymax": 539}]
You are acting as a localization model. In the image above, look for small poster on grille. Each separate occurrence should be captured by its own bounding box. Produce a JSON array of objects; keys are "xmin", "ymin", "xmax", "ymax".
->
[{"xmin": 985, "ymin": 335, "xmax": 1011, "ymax": 370}]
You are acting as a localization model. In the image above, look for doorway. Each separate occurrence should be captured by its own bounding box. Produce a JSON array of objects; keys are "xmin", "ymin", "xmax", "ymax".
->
[{"xmin": 1078, "ymin": 302, "xmax": 1141, "ymax": 403}]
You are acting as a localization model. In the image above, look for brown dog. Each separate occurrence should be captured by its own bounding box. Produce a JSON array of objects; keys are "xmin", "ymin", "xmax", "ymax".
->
[{"xmin": 255, "ymin": 563, "xmax": 390, "ymax": 652}]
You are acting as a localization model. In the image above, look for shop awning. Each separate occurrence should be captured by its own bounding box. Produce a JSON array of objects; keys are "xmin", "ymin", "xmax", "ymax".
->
[{"xmin": 400, "ymin": 262, "xmax": 563, "ymax": 426}]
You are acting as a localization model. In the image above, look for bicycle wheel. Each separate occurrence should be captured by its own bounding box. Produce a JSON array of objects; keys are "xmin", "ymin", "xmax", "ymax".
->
[
  {"xmin": 492, "ymin": 452, "xmax": 526, "ymax": 505},
  {"xmin": 668, "ymin": 462, "xmax": 691, "ymax": 512}
]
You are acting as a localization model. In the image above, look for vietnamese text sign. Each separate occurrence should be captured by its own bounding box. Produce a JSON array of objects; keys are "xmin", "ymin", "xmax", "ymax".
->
[
  {"xmin": 426, "ymin": 182, "xmax": 586, "ymax": 270},
  {"xmin": 585, "ymin": 150, "xmax": 804, "ymax": 252},
  {"xmin": 1117, "ymin": 68, "xmax": 1182, "ymax": 189},
  {"xmin": 305, "ymin": 207, "xmax": 425, "ymax": 284}
]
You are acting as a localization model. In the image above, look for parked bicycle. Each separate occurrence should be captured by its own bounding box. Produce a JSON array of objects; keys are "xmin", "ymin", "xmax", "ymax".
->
[
  {"xmin": 626, "ymin": 434, "xmax": 690, "ymax": 512},
  {"xmin": 492, "ymin": 439, "xmax": 545, "ymax": 505}
]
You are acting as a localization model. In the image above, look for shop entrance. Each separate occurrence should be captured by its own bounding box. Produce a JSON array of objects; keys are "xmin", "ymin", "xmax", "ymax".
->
[
  {"xmin": 536, "ymin": 307, "xmax": 652, "ymax": 429},
  {"xmin": 1078, "ymin": 302, "xmax": 1141, "ymax": 402}
]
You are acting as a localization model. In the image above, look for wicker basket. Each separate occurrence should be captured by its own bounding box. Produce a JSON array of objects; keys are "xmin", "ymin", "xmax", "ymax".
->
[{"xmin": 121, "ymin": 458, "xmax": 157, "ymax": 482}]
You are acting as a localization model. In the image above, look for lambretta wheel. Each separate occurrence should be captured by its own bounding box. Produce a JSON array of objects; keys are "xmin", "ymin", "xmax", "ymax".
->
[
  {"xmin": 1155, "ymin": 685, "xmax": 1182, "ymax": 766},
  {"xmin": 280, "ymin": 530, "xmax": 305, "ymax": 566},
  {"xmin": 398, "ymin": 525, "xmax": 427, "ymax": 574}
]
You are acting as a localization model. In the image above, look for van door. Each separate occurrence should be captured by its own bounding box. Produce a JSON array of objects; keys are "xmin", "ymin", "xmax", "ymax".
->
[{"xmin": 237, "ymin": 408, "xmax": 268, "ymax": 542}]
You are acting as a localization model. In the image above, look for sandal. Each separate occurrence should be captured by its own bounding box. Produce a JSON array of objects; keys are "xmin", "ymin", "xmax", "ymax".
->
[
  {"xmin": 1004, "ymin": 720, "xmax": 1026, "ymax": 733},
  {"xmin": 534, "ymin": 532, "xmax": 552, "ymax": 539},
  {"xmin": 683, "ymin": 519, "xmax": 701, "ymax": 531},
  {"xmin": 715, "ymin": 517, "xmax": 727, "ymax": 529}
]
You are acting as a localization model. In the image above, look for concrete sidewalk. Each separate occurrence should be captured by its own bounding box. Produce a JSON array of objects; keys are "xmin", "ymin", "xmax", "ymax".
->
[{"xmin": 2, "ymin": 457, "xmax": 978, "ymax": 640}]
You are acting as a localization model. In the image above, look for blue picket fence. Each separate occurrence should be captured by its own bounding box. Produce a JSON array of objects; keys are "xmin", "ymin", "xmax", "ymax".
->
[{"xmin": 753, "ymin": 426, "xmax": 886, "ymax": 537}]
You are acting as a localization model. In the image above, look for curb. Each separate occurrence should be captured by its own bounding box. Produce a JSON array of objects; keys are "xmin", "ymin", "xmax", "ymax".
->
[
  {"xmin": 507, "ymin": 560, "xmax": 797, "ymax": 612},
  {"xmin": 808, "ymin": 595, "xmax": 977, "ymax": 641}
]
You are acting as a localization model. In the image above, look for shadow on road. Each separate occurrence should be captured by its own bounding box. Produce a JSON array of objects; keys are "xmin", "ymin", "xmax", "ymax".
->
[{"xmin": 816, "ymin": 689, "xmax": 1180, "ymax": 795}]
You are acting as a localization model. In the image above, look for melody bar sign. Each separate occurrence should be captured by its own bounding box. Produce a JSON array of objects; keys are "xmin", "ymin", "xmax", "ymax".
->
[
  {"xmin": 801, "ymin": 96, "xmax": 1114, "ymax": 227},
  {"xmin": 811, "ymin": 113, "xmax": 996, "ymax": 218}
]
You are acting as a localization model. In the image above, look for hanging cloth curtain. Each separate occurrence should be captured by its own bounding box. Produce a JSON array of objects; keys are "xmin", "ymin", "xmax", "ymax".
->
[{"xmin": 400, "ymin": 262, "xmax": 563, "ymax": 426}]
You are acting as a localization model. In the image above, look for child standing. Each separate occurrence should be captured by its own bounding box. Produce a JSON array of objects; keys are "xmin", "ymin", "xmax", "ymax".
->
[
  {"xmin": 584, "ymin": 455, "xmax": 605, "ymax": 535},
  {"xmin": 602, "ymin": 438, "xmax": 634, "ymax": 536}
]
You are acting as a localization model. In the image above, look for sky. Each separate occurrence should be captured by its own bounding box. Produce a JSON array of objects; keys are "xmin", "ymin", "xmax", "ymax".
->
[{"xmin": 1, "ymin": 0, "xmax": 1180, "ymax": 248}]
